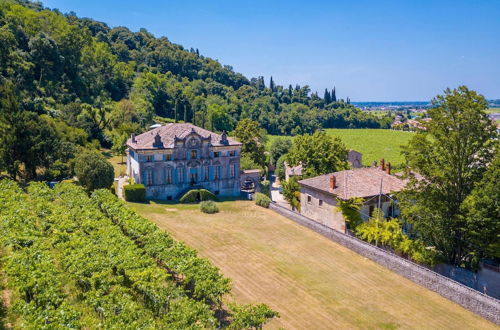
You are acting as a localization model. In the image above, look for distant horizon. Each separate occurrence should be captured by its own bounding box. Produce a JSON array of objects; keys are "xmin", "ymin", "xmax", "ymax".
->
[{"xmin": 43, "ymin": 0, "xmax": 500, "ymax": 101}]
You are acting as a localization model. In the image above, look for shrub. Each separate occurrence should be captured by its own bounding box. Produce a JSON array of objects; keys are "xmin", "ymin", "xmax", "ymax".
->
[
  {"xmin": 199, "ymin": 189, "xmax": 216, "ymax": 201},
  {"xmin": 180, "ymin": 190, "xmax": 200, "ymax": 203},
  {"xmin": 259, "ymin": 180, "xmax": 270, "ymax": 196},
  {"xmin": 110, "ymin": 184, "xmax": 116, "ymax": 195},
  {"xmin": 74, "ymin": 150, "xmax": 114, "ymax": 191},
  {"xmin": 200, "ymin": 200, "xmax": 219, "ymax": 214},
  {"xmin": 255, "ymin": 192, "xmax": 271, "ymax": 208},
  {"xmin": 124, "ymin": 184, "xmax": 146, "ymax": 202}
]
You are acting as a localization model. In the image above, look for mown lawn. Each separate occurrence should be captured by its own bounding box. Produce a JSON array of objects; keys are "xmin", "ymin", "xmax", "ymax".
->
[
  {"xmin": 101, "ymin": 149, "xmax": 127, "ymax": 178},
  {"xmin": 129, "ymin": 200, "xmax": 495, "ymax": 329},
  {"xmin": 267, "ymin": 129, "xmax": 414, "ymax": 169}
]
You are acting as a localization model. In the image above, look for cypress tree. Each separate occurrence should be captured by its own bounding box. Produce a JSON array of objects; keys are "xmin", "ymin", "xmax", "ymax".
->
[
  {"xmin": 332, "ymin": 87, "xmax": 337, "ymax": 102},
  {"xmin": 270, "ymin": 76, "xmax": 275, "ymax": 92},
  {"xmin": 324, "ymin": 88, "xmax": 331, "ymax": 104}
]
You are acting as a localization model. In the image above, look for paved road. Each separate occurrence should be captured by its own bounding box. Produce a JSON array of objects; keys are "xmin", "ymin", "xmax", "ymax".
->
[{"xmin": 270, "ymin": 174, "xmax": 291, "ymax": 209}]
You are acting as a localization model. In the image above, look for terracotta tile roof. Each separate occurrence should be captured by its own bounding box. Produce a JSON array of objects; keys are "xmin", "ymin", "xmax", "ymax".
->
[
  {"xmin": 127, "ymin": 123, "xmax": 242, "ymax": 150},
  {"xmin": 298, "ymin": 167, "xmax": 407, "ymax": 200}
]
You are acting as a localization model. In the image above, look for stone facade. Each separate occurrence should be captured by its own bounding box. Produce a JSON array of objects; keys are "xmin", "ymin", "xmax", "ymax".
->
[
  {"xmin": 126, "ymin": 123, "xmax": 242, "ymax": 200},
  {"xmin": 298, "ymin": 167, "xmax": 406, "ymax": 232}
]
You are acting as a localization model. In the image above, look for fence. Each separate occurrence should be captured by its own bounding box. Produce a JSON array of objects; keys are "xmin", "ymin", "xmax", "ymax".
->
[{"xmin": 269, "ymin": 202, "xmax": 500, "ymax": 324}]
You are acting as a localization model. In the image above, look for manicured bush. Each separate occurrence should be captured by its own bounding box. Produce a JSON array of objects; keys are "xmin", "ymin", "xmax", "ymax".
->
[
  {"xmin": 255, "ymin": 192, "xmax": 271, "ymax": 208},
  {"xmin": 199, "ymin": 189, "xmax": 216, "ymax": 201},
  {"xmin": 180, "ymin": 190, "xmax": 199, "ymax": 203},
  {"xmin": 260, "ymin": 180, "xmax": 270, "ymax": 196},
  {"xmin": 200, "ymin": 200, "xmax": 219, "ymax": 214},
  {"xmin": 124, "ymin": 184, "xmax": 146, "ymax": 202},
  {"xmin": 110, "ymin": 183, "xmax": 116, "ymax": 195},
  {"xmin": 74, "ymin": 150, "xmax": 114, "ymax": 191}
]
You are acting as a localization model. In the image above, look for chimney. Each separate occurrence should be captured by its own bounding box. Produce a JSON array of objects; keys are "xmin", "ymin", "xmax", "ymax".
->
[
  {"xmin": 386, "ymin": 162, "xmax": 391, "ymax": 175},
  {"xmin": 330, "ymin": 175, "xmax": 336, "ymax": 190},
  {"xmin": 131, "ymin": 133, "xmax": 136, "ymax": 143},
  {"xmin": 380, "ymin": 158, "xmax": 385, "ymax": 171}
]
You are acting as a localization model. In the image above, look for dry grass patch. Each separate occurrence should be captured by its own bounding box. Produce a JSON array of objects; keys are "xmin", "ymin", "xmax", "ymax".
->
[{"xmin": 130, "ymin": 200, "xmax": 496, "ymax": 329}]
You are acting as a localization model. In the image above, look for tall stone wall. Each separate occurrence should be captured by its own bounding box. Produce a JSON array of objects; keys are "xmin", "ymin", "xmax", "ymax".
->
[{"xmin": 269, "ymin": 202, "xmax": 500, "ymax": 324}]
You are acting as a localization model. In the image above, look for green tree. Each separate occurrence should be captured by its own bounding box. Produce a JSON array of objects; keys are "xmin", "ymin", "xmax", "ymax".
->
[
  {"xmin": 0, "ymin": 83, "xmax": 60, "ymax": 181},
  {"xmin": 399, "ymin": 86, "xmax": 497, "ymax": 268},
  {"xmin": 74, "ymin": 150, "xmax": 114, "ymax": 191},
  {"xmin": 233, "ymin": 118, "xmax": 266, "ymax": 167},
  {"xmin": 282, "ymin": 176, "xmax": 301, "ymax": 211},
  {"xmin": 460, "ymin": 150, "xmax": 500, "ymax": 263},
  {"xmin": 268, "ymin": 136, "xmax": 292, "ymax": 166},
  {"xmin": 287, "ymin": 130, "xmax": 348, "ymax": 178},
  {"xmin": 336, "ymin": 197, "xmax": 364, "ymax": 230}
]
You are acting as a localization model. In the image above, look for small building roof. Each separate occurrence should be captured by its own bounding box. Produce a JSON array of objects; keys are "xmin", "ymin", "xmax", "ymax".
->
[
  {"xmin": 298, "ymin": 167, "xmax": 407, "ymax": 200},
  {"xmin": 127, "ymin": 123, "xmax": 242, "ymax": 150}
]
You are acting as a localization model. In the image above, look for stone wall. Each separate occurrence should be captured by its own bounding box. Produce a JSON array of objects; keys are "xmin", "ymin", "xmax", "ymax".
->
[{"xmin": 269, "ymin": 202, "xmax": 500, "ymax": 324}]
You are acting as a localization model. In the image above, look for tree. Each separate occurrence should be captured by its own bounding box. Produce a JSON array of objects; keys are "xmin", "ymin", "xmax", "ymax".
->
[
  {"xmin": 286, "ymin": 130, "xmax": 348, "ymax": 178},
  {"xmin": 269, "ymin": 76, "xmax": 275, "ymax": 92},
  {"xmin": 282, "ymin": 176, "xmax": 301, "ymax": 211},
  {"xmin": 74, "ymin": 150, "xmax": 114, "ymax": 191},
  {"xmin": 323, "ymin": 88, "xmax": 331, "ymax": 104},
  {"xmin": 460, "ymin": 150, "xmax": 500, "ymax": 264},
  {"xmin": 0, "ymin": 83, "xmax": 60, "ymax": 181},
  {"xmin": 111, "ymin": 133, "xmax": 128, "ymax": 163},
  {"xmin": 336, "ymin": 197, "xmax": 364, "ymax": 230},
  {"xmin": 399, "ymin": 86, "xmax": 498, "ymax": 268},
  {"xmin": 268, "ymin": 137, "xmax": 292, "ymax": 166},
  {"xmin": 232, "ymin": 118, "xmax": 266, "ymax": 167},
  {"xmin": 331, "ymin": 87, "xmax": 337, "ymax": 102}
]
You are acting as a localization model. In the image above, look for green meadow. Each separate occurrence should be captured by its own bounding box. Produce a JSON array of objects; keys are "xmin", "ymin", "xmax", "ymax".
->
[{"xmin": 267, "ymin": 129, "xmax": 415, "ymax": 169}]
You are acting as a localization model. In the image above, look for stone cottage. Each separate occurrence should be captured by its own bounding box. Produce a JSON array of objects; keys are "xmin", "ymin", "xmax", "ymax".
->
[
  {"xmin": 298, "ymin": 161, "xmax": 406, "ymax": 232},
  {"xmin": 126, "ymin": 123, "xmax": 242, "ymax": 200}
]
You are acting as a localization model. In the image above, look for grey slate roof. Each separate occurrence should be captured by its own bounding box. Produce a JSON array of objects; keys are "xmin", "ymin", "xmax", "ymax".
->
[
  {"xmin": 298, "ymin": 167, "xmax": 407, "ymax": 200},
  {"xmin": 127, "ymin": 123, "xmax": 242, "ymax": 150}
]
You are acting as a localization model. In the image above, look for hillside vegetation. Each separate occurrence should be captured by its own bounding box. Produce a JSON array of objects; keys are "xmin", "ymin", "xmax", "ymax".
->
[
  {"xmin": 0, "ymin": 181, "xmax": 276, "ymax": 328},
  {"xmin": 0, "ymin": 0, "xmax": 393, "ymax": 183}
]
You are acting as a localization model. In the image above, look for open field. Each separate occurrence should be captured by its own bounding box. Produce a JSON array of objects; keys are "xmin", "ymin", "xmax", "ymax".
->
[
  {"xmin": 267, "ymin": 129, "xmax": 414, "ymax": 169},
  {"xmin": 129, "ymin": 200, "xmax": 495, "ymax": 329}
]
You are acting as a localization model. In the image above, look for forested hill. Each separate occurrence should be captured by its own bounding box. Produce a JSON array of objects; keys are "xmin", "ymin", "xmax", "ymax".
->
[{"xmin": 0, "ymin": 0, "xmax": 391, "ymax": 181}]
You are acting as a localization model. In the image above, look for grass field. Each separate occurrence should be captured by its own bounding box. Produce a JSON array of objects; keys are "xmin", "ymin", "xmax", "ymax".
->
[
  {"xmin": 267, "ymin": 129, "xmax": 414, "ymax": 169},
  {"xmin": 129, "ymin": 200, "xmax": 495, "ymax": 329}
]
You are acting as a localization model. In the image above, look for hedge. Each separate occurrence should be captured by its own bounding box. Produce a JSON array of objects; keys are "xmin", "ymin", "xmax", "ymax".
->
[
  {"xmin": 200, "ymin": 201, "xmax": 219, "ymax": 214},
  {"xmin": 180, "ymin": 189, "xmax": 216, "ymax": 203},
  {"xmin": 124, "ymin": 184, "xmax": 146, "ymax": 202},
  {"xmin": 179, "ymin": 190, "xmax": 199, "ymax": 203},
  {"xmin": 255, "ymin": 192, "xmax": 271, "ymax": 208},
  {"xmin": 199, "ymin": 189, "xmax": 216, "ymax": 201}
]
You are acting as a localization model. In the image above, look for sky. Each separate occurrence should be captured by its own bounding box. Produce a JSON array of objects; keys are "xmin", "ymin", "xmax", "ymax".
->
[{"xmin": 43, "ymin": 0, "xmax": 500, "ymax": 101}]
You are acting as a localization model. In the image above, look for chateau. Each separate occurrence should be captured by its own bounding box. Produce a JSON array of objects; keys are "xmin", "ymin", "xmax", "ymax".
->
[{"xmin": 126, "ymin": 123, "xmax": 242, "ymax": 200}]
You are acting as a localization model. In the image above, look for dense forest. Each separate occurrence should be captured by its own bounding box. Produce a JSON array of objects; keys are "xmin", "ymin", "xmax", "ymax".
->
[{"xmin": 0, "ymin": 0, "xmax": 391, "ymax": 181}]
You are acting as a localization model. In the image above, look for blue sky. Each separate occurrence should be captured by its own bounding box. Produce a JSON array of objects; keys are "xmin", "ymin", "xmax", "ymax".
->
[{"xmin": 43, "ymin": 0, "xmax": 500, "ymax": 101}]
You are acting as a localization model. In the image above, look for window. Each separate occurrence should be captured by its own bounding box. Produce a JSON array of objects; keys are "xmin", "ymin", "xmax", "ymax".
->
[
  {"xmin": 166, "ymin": 168, "xmax": 172, "ymax": 184},
  {"xmin": 213, "ymin": 152, "xmax": 220, "ymax": 158},
  {"xmin": 191, "ymin": 150, "xmax": 197, "ymax": 159},
  {"xmin": 319, "ymin": 200, "xmax": 323, "ymax": 207},
  {"xmin": 369, "ymin": 205, "xmax": 375, "ymax": 217},
  {"xmin": 229, "ymin": 150, "xmax": 236, "ymax": 157},
  {"xmin": 178, "ymin": 168, "xmax": 183, "ymax": 183},
  {"xmin": 165, "ymin": 154, "xmax": 172, "ymax": 161},
  {"xmin": 204, "ymin": 166, "xmax": 209, "ymax": 181},
  {"xmin": 307, "ymin": 195, "xmax": 312, "ymax": 203},
  {"xmin": 146, "ymin": 155, "xmax": 153, "ymax": 162},
  {"xmin": 230, "ymin": 163, "xmax": 235, "ymax": 177},
  {"xmin": 214, "ymin": 166, "xmax": 220, "ymax": 179},
  {"xmin": 147, "ymin": 169, "xmax": 153, "ymax": 185}
]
